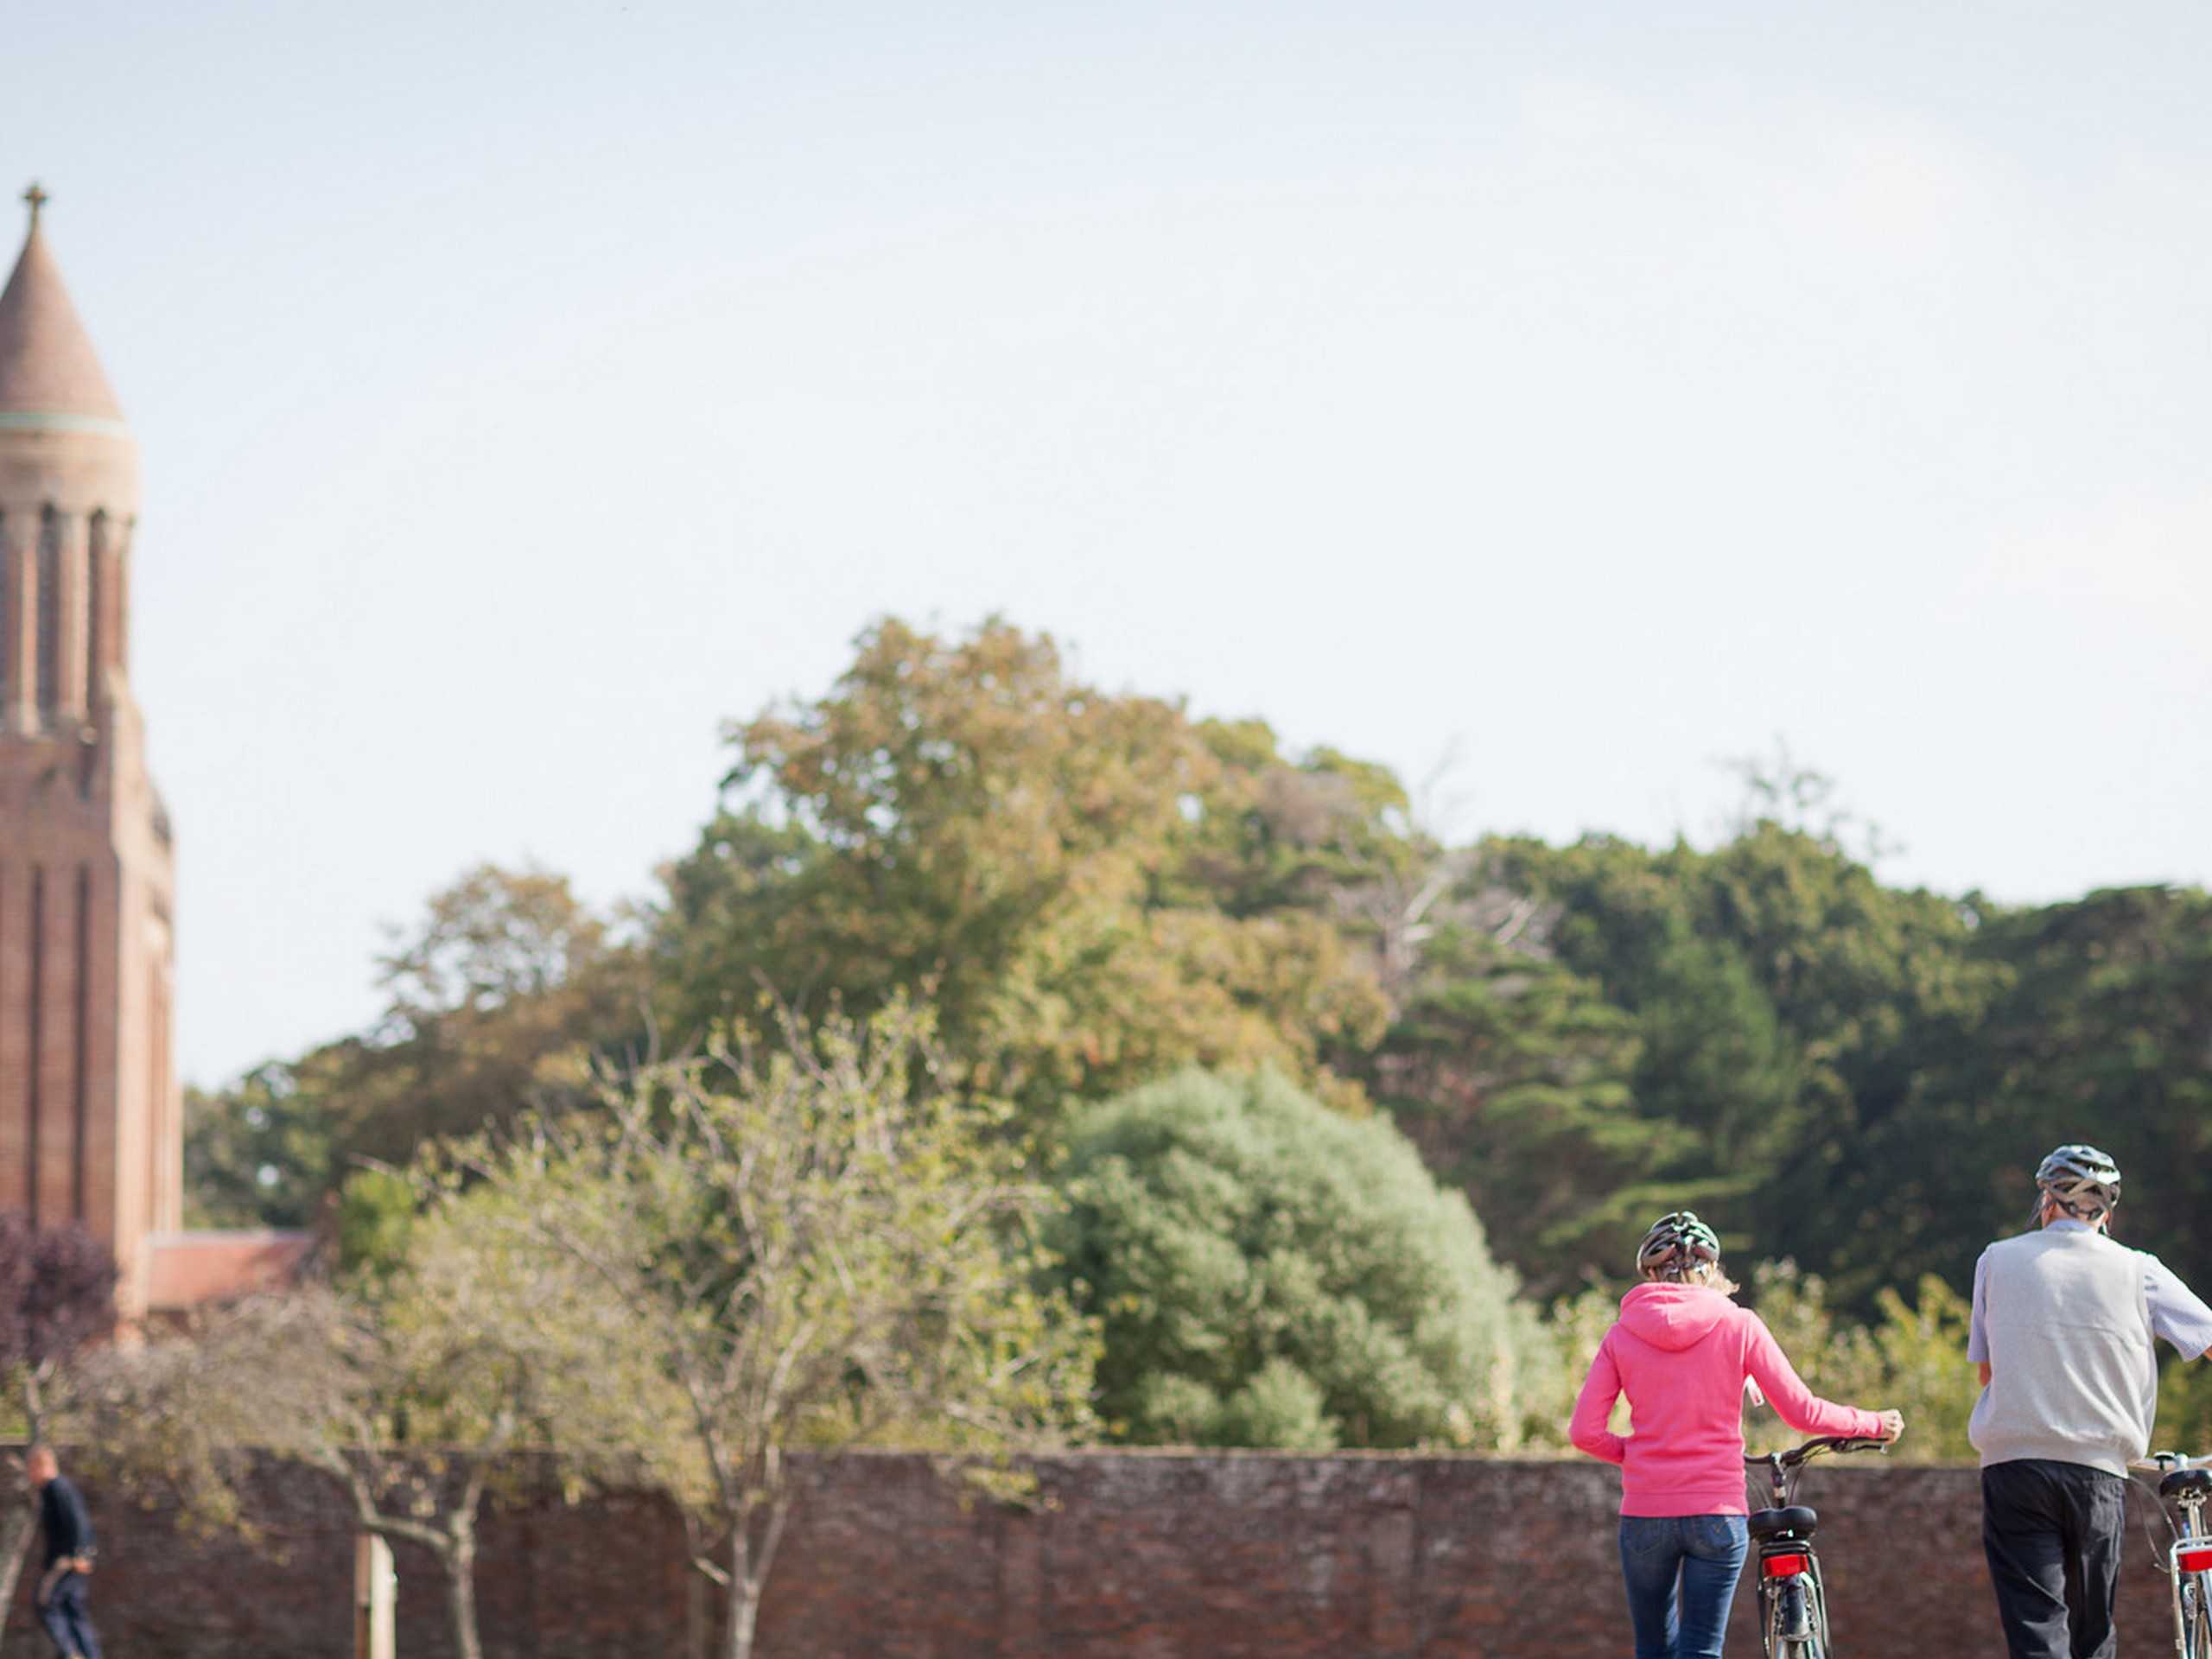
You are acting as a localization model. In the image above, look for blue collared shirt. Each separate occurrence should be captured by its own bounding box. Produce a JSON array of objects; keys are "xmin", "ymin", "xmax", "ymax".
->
[{"xmin": 1968, "ymin": 1217, "xmax": 2212, "ymax": 1364}]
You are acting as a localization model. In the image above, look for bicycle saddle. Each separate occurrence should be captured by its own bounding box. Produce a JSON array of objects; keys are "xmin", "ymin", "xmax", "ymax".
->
[
  {"xmin": 2158, "ymin": 1468, "xmax": 2211, "ymax": 1500},
  {"xmin": 1749, "ymin": 1506, "xmax": 1818, "ymax": 1541}
]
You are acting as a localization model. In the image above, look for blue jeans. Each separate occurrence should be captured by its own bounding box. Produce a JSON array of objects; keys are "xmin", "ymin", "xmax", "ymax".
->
[
  {"xmin": 1618, "ymin": 1514, "xmax": 1750, "ymax": 1659},
  {"xmin": 36, "ymin": 1569, "xmax": 102, "ymax": 1659}
]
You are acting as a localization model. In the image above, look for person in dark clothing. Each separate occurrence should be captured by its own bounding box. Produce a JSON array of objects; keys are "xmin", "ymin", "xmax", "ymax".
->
[{"xmin": 25, "ymin": 1446, "xmax": 101, "ymax": 1659}]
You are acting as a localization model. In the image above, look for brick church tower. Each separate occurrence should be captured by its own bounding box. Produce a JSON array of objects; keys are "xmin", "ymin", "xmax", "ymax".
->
[{"xmin": 0, "ymin": 186, "xmax": 181, "ymax": 1319}]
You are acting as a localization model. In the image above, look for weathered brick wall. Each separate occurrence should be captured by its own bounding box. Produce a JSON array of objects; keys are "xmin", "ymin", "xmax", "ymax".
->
[{"xmin": 0, "ymin": 1451, "xmax": 2184, "ymax": 1657}]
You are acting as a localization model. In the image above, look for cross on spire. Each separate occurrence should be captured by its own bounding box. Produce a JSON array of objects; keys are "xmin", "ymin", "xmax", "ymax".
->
[{"xmin": 22, "ymin": 182, "xmax": 48, "ymax": 227}]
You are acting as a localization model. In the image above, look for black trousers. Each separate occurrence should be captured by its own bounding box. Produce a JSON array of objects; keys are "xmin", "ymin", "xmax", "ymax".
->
[{"xmin": 1981, "ymin": 1459, "xmax": 2127, "ymax": 1659}]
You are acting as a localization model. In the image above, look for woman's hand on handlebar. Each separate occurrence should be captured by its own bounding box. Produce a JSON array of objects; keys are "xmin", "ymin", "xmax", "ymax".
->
[{"xmin": 1875, "ymin": 1409, "xmax": 1904, "ymax": 1443}]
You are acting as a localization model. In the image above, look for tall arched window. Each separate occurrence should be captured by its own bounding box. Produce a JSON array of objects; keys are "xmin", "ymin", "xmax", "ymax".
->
[
  {"xmin": 86, "ymin": 511, "xmax": 107, "ymax": 709},
  {"xmin": 112, "ymin": 517, "xmax": 131, "ymax": 677},
  {"xmin": 35, "ymin": 506, "xmax": 60, "ymax": 719}
]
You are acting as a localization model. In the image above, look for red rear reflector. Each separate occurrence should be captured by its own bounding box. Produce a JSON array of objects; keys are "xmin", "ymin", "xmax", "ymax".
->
[
  {"xmin": 1762, "ymin": 1554, "xmax": 1810, "ymax": 1578},
  {"xmin": 2180, "ymin": 1548, "xmax": 2212, "ymax": 1573}
]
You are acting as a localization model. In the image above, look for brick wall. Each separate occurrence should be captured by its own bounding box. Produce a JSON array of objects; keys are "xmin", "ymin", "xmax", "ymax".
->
[{"xmin": 0, "ymin": 1450, "xmax": 2185, "ymax": 1657}]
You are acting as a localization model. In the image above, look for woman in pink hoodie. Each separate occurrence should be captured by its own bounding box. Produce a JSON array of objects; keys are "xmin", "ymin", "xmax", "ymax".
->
[{"xmin": 1570, "ymin": 1211, "xmax": 1903, "ymax": 1659}]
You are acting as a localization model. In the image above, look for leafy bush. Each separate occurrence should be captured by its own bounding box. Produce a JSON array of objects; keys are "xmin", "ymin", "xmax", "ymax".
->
[
  {"xmin": 1741, "ymin": 1259, "xmax": 1976, "ymax": 1461},
  {"xmin": 1509, "ymin": 1286, "xmax": 1624, "ymax": 1452},
  {"xmin": 2156, "ymin": 1354, "xmax": 2212, "ymax": 1454},
  {"xmin": 1048, "ymin": 1069, "xmax": 1522, "ymax": 1448}
]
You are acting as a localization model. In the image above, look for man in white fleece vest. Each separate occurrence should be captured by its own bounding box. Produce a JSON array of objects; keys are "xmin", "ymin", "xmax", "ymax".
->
[{"xmin": 1968, "ymin": 1144, "xmax": 2212, "ymax": 1659}]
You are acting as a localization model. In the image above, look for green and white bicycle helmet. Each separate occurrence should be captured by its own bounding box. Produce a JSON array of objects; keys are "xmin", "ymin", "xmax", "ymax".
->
[
  {"xmin": 2035, "ymin": 1143, "xmax": 2120, "ymax": 1221},
  {"xmin": 1637, "ymin": 1211, "xmax": 1722, "ymax": 1281}
]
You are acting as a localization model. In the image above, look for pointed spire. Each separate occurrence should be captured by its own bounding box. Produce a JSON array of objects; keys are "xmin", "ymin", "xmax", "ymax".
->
[{"xmin": 0, "ymin": 185, "xmax": 127, "ymax": 430}]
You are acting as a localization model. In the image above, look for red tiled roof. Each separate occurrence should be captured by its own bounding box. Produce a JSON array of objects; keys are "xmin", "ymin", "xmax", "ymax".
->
[
  {"xmin": 144, "ymin": 1231, "xmax": 318, "ymax": 1311},
  {"xmin": 0, "ymin": 217, "xmax": 124, "ymax": 423}
]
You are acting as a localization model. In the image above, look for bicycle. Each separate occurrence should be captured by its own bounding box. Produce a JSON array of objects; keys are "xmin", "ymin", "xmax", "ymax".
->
[
  {"xmin": 1743, "ymin": 1434, "xmax": 1889, "ymax": 1658},
  {"xmin": 2131, "ymin": 1450, "xmax": 2212, "ymax": 1659}
]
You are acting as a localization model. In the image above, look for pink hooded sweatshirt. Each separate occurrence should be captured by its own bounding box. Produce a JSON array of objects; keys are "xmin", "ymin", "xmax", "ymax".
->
[{"xmin": 1569, "ymin": 1282, "xmax": 1884, "ymax": 1516}]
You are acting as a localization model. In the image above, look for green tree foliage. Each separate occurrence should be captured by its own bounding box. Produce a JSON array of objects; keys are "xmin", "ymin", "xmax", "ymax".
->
[
  {"xmin": 1740, "ymin": 1259, "xmax": 1975, "ymax": 1462},
  {"xmin": 1505, "ymin": 1284, "xmax": 1625, "ymax": 1452},
  {"xmin": 653, "ymin": 620, "xmax": 1390, "ymax": 1133},
  {"xmin": 1717, "ymin": 882, "xmax": 2212, "ymax": 1313},
  {"xmin": 1696, "ymin": 827, "xmax": 2008, "ymax": 1304},
  {"xmin": 76, "ymin": 1185, "xmax": 665, "ymax": 1659},
  {"xmin": 1047, "ymin": 1069, "xmax": 1522, "ymax": 1449},
  {"xmin": 1355, "ymin": 861, "xmax": 1680, "ymax": 1296},
  {"xmin": 457, "ymin": 1001, "xmax": 1096, "ymax": 1659},
  {"xmin": 1938, "ymin": 888, "xmax": 2212, "ymax": 1294},
  {"xmin": 131, "ymin": 1002, "xmax": 1086, "ymax": 1659},
  {"xmin": 65, "ymin": 1291, "xmax": 345, "ymax": 1542},
  {"xmin": 2156, "ymin": 1355, "xmax": 2212, "ymax": 1453},
  {"xmin": 1489, "ymin": 821, "xmax": 2006, "ymax": 1309},
  {"xmin": 175, "ymin": 621, "xmax": 2212, "ymax": 1459},
  {"xmin": 181, "ymin": 1065, "xmax": 340, "ymax": 1230},
  {"xmin": 312, "ymin": 1182, "xmax": 668, "ymax": 1659},
  {"xmin": 186, "ymin": 865, "xmax": 645, "ymax": 1229}
]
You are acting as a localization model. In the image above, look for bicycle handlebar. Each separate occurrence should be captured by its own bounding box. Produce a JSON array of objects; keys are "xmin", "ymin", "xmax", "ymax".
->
[
  {"xmin": 2128, "ymin": 1452, "xmax": 2209, "ymax": 1474},
  {"xmin": 1746, "ymin": 1435, "xmax": 1891, "ymax": 1470}
]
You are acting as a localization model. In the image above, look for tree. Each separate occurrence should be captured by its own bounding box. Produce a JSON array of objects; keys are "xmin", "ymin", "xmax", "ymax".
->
[
  {"xmin": 1353, "ymin": 854, "xmax": 1681, "ymax": 1296},
  {"xmin": 1047, "ymin": 1069, "xmax": 1525, "ymax": 1449},
  {"xmin": 181, "ymin": 1063, "xmax": 342, "ymax": 1230},
  {"xmin": 78, "ymin": 1188, "xmax": 653, "ymax": 1659},
  {"xmin": 0, "ymin": 1212, "xmax": 116, "ymax": 1649},
  {"xmin": 1491, "ymin": 832, "xmax": 1802, "ymax": 1217},
  {"xmin": 459, "ymin": 1000, "xmax": 1095, "ymax": 1659},
  {"xmin": 2157, "ymin": 1352, "xmax": 2212, "ymax": 1453},
  {"xmin": 1738, "ymin": 1259, "xmax": 1977, "ymax": 1462},
  {"xmin": 378, "ymin": 862, "xmax": 614, "ymax": 1021},
  {"xmin": 1687, "ymin": 823, "xmax": 2001, "ymax": 1299},
  {"xmin": 63, "ymin": 1290, "xmax": 347, "ymax": 1540},
  {"xmin": 1488, "ymin": 823, "xmax": 2001, "ymax": 1308},
  {"xmin": 186, "ymin": 864, "xmax": 646, "ymax": 1229},
  {"xmin": 1754, "ymin": 883, "xmax": 2212, "ymax": 1314},
  {"xmin": 1961, "ymin": 887, "xmax": 2212, "ymax": 1294},
  {"xmin": 304, "ymin": 1185, "xmax": 663, "ymax": 1659},
  {"xmin": 653, "ymin": 619, "xmax": 1392, "ymax": 1134}
]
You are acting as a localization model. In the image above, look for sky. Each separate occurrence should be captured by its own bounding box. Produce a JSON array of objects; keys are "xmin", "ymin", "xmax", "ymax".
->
[{"xmin": 3, "ymin": 2, "xmax": 2209, "ymax": 1086}]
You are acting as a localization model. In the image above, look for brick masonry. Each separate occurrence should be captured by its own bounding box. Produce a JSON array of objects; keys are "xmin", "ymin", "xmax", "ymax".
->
[
  {"xmin": 0, "ymin": 1450, "xmax": 2190, "ymax": 1657},
  {"xmin": 0, "ymin": 207, "xmax": 182, "ymax": 1325}
]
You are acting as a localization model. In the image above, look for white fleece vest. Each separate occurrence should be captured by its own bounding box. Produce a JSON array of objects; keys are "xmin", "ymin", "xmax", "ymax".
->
[{"xmin": 1969, "ymin": 1227, "xmax": 2155, "ymax": 1478}]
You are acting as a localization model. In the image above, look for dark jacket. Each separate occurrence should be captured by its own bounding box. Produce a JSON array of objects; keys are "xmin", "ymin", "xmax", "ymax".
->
[{"xmin": 39, "ymin": 1474, "xmax": 94, "ymax": 1568}]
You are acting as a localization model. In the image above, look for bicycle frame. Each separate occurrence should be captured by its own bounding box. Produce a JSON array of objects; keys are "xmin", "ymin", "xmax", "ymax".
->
[
  {"xmin": 1745, "ymin": 1435, "xmax": 1887, "ymax": 1659},
  {"xmin": 2133, "ymin": 1452, "xmax": 2212, "ymax": 1659}
]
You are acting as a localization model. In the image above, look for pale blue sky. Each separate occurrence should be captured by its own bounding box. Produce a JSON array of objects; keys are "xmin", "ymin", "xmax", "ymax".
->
[{"xmin": 5, "ymin": 3, "xmax": 2209, "ymax": 1084}]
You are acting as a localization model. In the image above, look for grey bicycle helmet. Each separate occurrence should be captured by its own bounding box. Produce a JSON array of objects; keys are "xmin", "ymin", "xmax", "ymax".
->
[
  {"xmin": 2035, "ymin": 1143, "xmax": 2120, "ymax": 1221},
  {"xmin": 1637, "ymin": 1211, "xmax": 1722, "ymax": 1281}
]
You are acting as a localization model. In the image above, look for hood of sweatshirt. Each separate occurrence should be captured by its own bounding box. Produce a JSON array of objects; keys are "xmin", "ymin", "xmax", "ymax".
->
[{"xmin": 1618, "ymin": 1282, "xmax": 1738, "ymax": 1351}]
